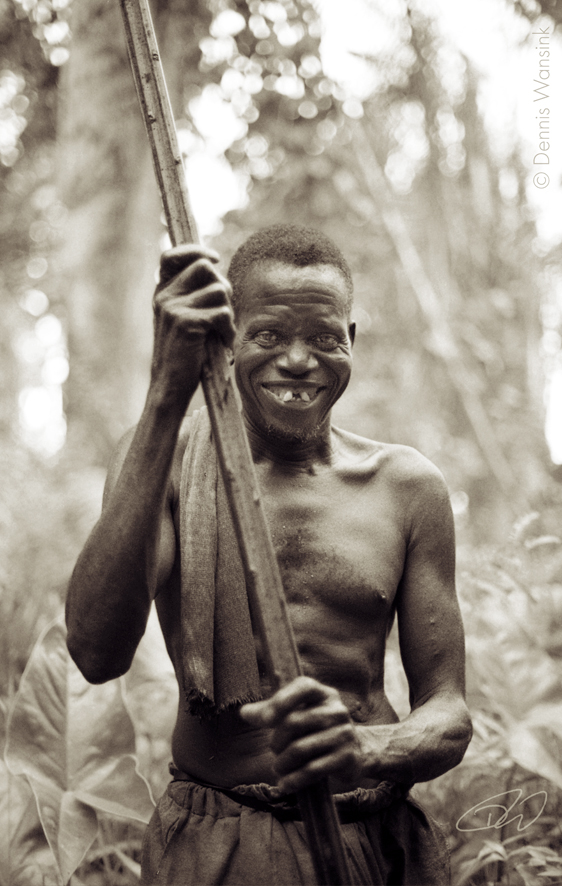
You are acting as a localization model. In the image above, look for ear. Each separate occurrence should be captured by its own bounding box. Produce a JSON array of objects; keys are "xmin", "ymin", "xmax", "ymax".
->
[{"xmin": 348, "ymin": 322, "xmax": 356, "ymax": 347}]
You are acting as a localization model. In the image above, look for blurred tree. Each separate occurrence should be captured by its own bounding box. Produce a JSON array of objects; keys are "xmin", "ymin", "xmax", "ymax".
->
[
  {"xmin": 212, "ymin": 0, "xmax": 554, "ymax": 542},
  {"xmin": 58, "ymin": 0, "xmax": 356, "ymax": 463},
  {"xmin": 512, "ymin": 0, "xmax": 562, "ymax": 28},
  {"xmin": 1, "ymin": 0, "xmax": 556, "ymax": 539},
  {"xmin": 0, "ymin": 0, "xmax": 60, "ymax": 442},
  {"xmin": 57, "ymin": 0, "xmax": 212, "ymax": 465},
  {"xmin": 343, "ymin": 6, "xmax": 551, "ymax": 539}
]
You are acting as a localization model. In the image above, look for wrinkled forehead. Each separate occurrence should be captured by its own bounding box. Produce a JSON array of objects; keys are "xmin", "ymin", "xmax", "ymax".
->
[{"xmin": 235, "ymin": 260, "xmax": 352, "ymax": 319}]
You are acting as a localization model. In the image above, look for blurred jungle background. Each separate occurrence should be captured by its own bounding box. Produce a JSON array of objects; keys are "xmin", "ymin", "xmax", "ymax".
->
[{"xmin": 2, "ymin": 0, "xmax": 562, "ymax": 882}]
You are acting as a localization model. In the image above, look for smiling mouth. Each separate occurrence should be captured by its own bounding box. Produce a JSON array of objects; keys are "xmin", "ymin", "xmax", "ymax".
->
[{"xmin": 261, "ymin": 384, "xmax": 324, "ymax": 404}]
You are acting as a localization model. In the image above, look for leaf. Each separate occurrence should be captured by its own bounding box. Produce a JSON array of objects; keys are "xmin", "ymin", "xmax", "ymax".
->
[
  {"xmin": 5, "ymin": 618, "xmax": 154, "ymax": 884},
  {"xmin": 507, "ymin": 722, "xmax": 562, "ymax": 790},
  {"xmin": 0, "ymin": 761, "xmax": 60, "ymax": 886},
  {"xmin": 123, "ymin": 605, "xmax": 177, "ymax": 743},
  {"xmin": 75, "ymin": 755, "xmax": 156, "ymax": 820},
  {"xmin": 510, "ymin": 513, "xmax": 540, "ymax": 543},
  {"xmin": 480, "ymin": 839, "xmax": 508, "ymax": 861},
  {"xmin": 523, "ymin": 703, "xmax": 562, "ymax": 740},
  {"xmin": 524, "ymin": 536, "xmax": 561, "ymax": 550},
  {"xmin": 123, "ymin": 606, "xmax": 178, "ymax": 797},
  {"xmin": 113, "ymin": 847, "xmax": 142, "ymax": 878},
  {"xmin": 456, "ymin": 838, "xmax": 507, "ymax": 886}
]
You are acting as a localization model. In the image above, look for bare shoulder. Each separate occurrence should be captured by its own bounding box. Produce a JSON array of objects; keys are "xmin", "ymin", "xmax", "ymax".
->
[
  {"xmin": 332, "ymin": 425, "xmax": 447, "ymax": 488},
  {"xmin": 384, "ymin": 442, "xmax": 449, "ymax": 500},
  {"xmin": 332, "ymin": 426, "xmax": 451, "ymax": 532}
]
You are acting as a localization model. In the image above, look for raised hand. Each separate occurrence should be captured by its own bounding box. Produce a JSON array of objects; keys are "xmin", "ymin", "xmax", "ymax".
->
[{"xmin": 151, "ymin": 244, "xmax": 235, "ymax": 408}]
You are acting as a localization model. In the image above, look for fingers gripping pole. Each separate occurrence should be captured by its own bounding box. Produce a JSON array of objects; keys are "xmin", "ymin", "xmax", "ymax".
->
[{"xmin": 119, "ymin": 1, "xmax": 352, "ymax": 882}]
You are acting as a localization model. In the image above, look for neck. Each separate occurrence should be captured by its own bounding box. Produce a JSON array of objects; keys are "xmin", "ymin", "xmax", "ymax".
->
[{"xmin": 243, "ymin": 413, "xmax": 334, "ymax": 469}]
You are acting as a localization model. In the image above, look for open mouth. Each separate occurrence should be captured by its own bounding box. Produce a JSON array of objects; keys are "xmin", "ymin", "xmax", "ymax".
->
[{"xmin": 261, "ymin": 384, "xmax": 324, "ymax": 404}]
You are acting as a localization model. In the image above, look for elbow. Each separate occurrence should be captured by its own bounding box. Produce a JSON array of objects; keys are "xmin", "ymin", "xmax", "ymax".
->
[
  {"xmin": 449, "ymin": 699, "xmax": 473, "ymax": 768},
  {"xmin": 66, "ymin": 630, "xmax": 133, "ymax": 685},
  {"xmin": 460, "ymin": 703, "xmax": 473, "ymax": 756}
]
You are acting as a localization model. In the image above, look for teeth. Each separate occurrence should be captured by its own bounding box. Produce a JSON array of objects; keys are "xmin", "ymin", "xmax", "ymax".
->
[{"xmin": 267, "ymin": 387, "xmax": 317, "ymax": 402}]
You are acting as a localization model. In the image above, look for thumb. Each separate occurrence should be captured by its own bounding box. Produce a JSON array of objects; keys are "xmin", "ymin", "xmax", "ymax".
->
[{"xmin": 239, "ymin": 698, "xmax": 276, "ymax": 727}]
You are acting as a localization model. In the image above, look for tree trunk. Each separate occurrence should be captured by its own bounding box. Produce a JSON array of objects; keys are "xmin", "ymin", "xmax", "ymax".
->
[{"xmin": 57, "ymin": 0, "xmax": 210, "ymax": 466}]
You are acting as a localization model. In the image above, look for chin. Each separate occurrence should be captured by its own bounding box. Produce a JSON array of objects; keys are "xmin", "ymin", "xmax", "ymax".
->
[{"xmin": 263, "ymin": 420, "xmax": 323, "ymax": 444}]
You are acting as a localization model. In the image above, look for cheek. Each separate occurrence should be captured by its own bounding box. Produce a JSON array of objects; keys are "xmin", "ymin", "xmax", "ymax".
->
[
  {"xmin": 323, "ymin": 352, "xmax": 352, "ymax": 384},
  {"xmin": 234, "ymin": 348, "xmax": 269, "ymax": 387}
]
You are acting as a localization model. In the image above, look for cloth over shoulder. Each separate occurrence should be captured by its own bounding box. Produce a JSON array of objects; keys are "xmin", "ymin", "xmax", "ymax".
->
[{"xmin": 179, "ymin": 407, "xmax": 262, "ymax": 717}]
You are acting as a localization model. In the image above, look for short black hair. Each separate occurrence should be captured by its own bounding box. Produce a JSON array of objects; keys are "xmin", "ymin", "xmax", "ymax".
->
[{"xmin": 227, "ymin": 224, "xmax": 354, "ymax": 316}]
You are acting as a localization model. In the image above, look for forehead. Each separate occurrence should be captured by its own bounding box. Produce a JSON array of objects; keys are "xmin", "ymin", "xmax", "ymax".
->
[{"xmin": 237, "ymin": 261, "xmax": 350, "ymax": 319}]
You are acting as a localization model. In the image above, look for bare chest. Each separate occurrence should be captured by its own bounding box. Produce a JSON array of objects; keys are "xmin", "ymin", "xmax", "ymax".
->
[{"xmin": 257, "ymin": 466, "xmax": 406, "ymax": 621}]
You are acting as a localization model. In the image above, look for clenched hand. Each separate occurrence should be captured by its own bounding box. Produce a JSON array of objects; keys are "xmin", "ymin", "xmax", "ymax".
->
[
  {"xmin": 150, "ymin": 244, "xmax": 235, "ymax": 409},
  {"xmin": 240, "ymin": 676, "xmax": 364, "ymax": 793}
]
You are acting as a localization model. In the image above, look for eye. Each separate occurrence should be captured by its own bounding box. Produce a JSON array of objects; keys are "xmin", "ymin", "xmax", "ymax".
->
[
  {"xmin": 311, "ymin": 334, "xmax": 340, "ymax": 351},
  {"xmin": 253, "ymin": 330, "xmax": 281, "ymax": 347}
]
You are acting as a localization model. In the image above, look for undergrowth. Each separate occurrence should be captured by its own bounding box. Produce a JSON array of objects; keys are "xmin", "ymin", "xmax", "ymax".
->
[{"xmin": 1, "ymin": 445, "xmax": 561, "ymax": 884}]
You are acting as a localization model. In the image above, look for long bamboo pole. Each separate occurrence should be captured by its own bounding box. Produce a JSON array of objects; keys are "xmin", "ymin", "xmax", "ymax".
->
[{"xmin": 118, "ymin": 1, "xmax": 352, "ymax": 882}]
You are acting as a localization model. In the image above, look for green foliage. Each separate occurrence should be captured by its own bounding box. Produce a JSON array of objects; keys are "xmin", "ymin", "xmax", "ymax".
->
[
  {"xmin": 4, "ymin": 618, "xmax": 154, "ymax": 885},
  {"xmin": 414, "ymin": 514, "xmax": 562, "ymax": 885},
  {"xmin": 0, "ymin": 445, "xmax": 103, "ymax": 708},
  {"xmin": 0, "ymin": 436, "xmax": 151, "ymax": 883}
]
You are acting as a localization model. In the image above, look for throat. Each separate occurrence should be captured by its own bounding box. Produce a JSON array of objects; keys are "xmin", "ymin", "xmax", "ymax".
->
[{"xmin": 243, "ymin": 413, "xmax": 334, "ymax": 468}]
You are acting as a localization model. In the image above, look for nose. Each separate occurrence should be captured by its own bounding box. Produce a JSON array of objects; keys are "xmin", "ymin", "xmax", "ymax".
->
[{"xmin": 276, "ymin": 339, "xmax": 319, "ymax": 375}]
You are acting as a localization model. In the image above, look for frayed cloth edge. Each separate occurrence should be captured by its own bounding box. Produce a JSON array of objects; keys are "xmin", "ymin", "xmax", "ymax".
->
[{"xmin": 183, "ymin": 688, "xmax": 264, "ymax": 719}]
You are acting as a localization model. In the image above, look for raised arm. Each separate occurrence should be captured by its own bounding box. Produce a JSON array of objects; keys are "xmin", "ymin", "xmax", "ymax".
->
[{"xmin": 65, "ymin": 245, "xmax": 234, "ymax": 683}]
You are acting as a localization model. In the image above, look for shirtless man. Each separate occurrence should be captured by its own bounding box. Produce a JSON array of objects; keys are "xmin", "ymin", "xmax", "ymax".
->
[{"xmin": 66, "ymin": 225, "xmax": 472, "ymax": 885}]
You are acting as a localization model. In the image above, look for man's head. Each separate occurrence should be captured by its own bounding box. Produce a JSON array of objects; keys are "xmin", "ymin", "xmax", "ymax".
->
[
  {"xmin": 227, "ymin": 224, "xmax": 354, "ymax": 319},
  {"xmin": 228, "ymin": 225, "xmax": 355, "ymax": 444}
]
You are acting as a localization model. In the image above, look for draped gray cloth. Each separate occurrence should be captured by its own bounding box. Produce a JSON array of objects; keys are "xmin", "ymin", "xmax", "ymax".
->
[{"xmin": 179, "ymin": 407, "xmax": 262, "ymax": 717}]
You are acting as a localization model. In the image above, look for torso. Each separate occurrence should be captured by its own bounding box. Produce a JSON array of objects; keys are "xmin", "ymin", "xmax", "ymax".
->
[{"xmin": 155, "ymin": 424, "xmax": 416, "ymax": 791}]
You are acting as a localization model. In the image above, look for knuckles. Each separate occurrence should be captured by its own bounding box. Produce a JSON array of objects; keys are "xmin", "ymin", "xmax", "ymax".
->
[
  {"xmin": 158, "ymin": 245, "xmax": 220, "ymax": 285},
  {"xmin": 263, "ymin": 680, "xmax": 364, "ymax": 790},
  {"xmin": 149, "ymin": 245, "xmax": 235, "ymax": 393},
  {"xmin": 153, "ymin": 273, "xmax": 235, "ymax": 345},
  {"xmin": 155, "ymin": 268, "xmax": 231, "ymax": 305}
]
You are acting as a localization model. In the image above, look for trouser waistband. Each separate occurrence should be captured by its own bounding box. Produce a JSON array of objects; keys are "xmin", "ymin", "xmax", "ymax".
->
[{"xmin": 168, "ymin": 765, "xmax": 410, "ymax": 823}]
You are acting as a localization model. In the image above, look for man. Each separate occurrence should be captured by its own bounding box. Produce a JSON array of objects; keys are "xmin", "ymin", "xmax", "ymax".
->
[{"xmin": 66, "ymin": 225, "xmax": 472, "ymax": 885}]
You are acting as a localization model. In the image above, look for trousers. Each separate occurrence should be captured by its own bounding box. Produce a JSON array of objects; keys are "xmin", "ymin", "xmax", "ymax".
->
[{"xmin": 140, "ymin": 770, "xmax": 450, "ymax": 885}]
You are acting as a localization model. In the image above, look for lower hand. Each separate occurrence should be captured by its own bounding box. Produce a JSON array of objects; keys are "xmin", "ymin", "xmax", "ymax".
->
[{"xmin": 240, "ymin": 676, "xmax": 363, "ymax": 794}]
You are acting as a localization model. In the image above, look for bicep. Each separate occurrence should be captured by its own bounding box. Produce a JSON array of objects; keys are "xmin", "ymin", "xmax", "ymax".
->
[{"xmin": 396, "ymin": 469, "xmax": 466, "ymax": 709}]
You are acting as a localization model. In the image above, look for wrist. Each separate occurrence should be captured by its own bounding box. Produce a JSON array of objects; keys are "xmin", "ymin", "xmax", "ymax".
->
[
  {"xmin": 353, "ymin": 724, "xmax": 374, "ymax": 781},
  {"xmin": 146, "ymin": 376, "xmax": 198, "ymax": 418}
]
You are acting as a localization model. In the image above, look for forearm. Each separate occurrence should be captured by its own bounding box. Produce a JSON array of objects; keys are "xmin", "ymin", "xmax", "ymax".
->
[
  {"xmin": 66, "ymin": 384, "xmax": 190, "ymax": 681},
  {"xmin": 357, "ymin": 693, "xmax": 472, "ymax": 785}
]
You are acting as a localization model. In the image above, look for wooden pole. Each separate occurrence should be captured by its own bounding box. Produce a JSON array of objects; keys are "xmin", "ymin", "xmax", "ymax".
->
[{"xmin": 118, "ymin": 1, "xmax": 352, "ymax": 882}]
